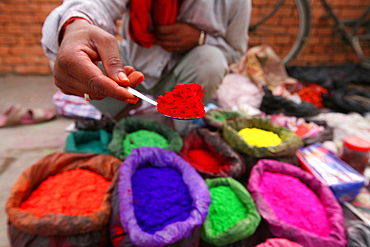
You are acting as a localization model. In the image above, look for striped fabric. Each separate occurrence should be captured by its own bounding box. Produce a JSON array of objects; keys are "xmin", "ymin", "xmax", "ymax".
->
[{"xmin": 52, "ymin": 91, "xmax": 102, "ymax": 120}]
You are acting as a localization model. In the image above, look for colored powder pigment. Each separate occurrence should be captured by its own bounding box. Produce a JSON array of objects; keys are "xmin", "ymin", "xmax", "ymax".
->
[
  {"xmin": 297, "ymin": 83, "xmax": 328, "ymax": 108},
  {"xmin": 215, "ymin": 115, "xmax": 226, "ymax": 122},
  {"xmin": 238, "ymin": 128, "xmax": 282, "ymax": 147},
  {"xmin": 208, "ymin": 186, "xmax": 248, "ymax": 235},
  {"xmin": 259, "ymin": 172, "xmax": 330, "ymax": 236},
  {"xmin": 157, "ymin": 83, "xmax": 205, "ymax": 119},
  {"xmin": 186, "ymin": 149, "xmax": 221, "ymax": 173},
  {"xmin": 20, "ymin": 168, "xmax": 110, "ymax": 217},
  {"xmin": 123, "ymin": 130, "xmax": 168, "ymax": 157},
  {"xmin": 132, "ymin": 166, "xmax": 193, "ymax": 234}
]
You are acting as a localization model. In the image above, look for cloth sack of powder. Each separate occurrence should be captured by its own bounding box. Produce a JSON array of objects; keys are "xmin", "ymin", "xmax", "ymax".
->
[
  {"xmin": 109, "ymin": 185, "xmax": 134, "ymax": 247},
  {"xmin": 201, "ymin": 177, "xmax": 261, "ymax": 246},
  {"xmin": 255, "ymin": 238, "xmax": 305, "ymax": 247},
  {"xmin": 222, "ymin": 116, "xmax": 303, "ymax": 158},
  {"xmin": 112, "ymin": 146, "xmax": 211, "ymax": 247},
  {"xmin": 5, "ymin": 152, "xmax": 121, "ymax": 247},
  {"xmin": 65, "ymin": 129, "xmax": 112, "ymax": 154},
  {"xmin": 179, "ymin": 127, "xmax": 246, "ymax": 179},
  {"xmin": 107, "ymin": 116, "xmax": 183, "ymax": 160},
  {"xmin": 239, "ymin": 155, "xmax": 300, "ymax": 186},
  {"xmin": 203, "ymin": 108, "xmax": 246, "ymax": 131},
  {"xmin": 247, "ymin": 159, "xmax": 347, "ymax": 247}
]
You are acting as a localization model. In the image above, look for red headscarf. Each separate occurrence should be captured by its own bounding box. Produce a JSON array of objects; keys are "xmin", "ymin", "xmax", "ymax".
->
[{"xmin": 129, "ymin": 0, "xmax": 178, "ymax": 48}]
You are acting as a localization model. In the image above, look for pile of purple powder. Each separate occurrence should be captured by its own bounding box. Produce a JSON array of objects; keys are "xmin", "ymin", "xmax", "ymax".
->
[{"xmin": 132, "ymin": 166, "xmax": 193, "ymax": 234}]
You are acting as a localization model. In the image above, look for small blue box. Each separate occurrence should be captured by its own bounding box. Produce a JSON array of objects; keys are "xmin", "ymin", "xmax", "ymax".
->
[{"xmin": 296, "ymin": 142, "xmax": 365, "ymax": 202}]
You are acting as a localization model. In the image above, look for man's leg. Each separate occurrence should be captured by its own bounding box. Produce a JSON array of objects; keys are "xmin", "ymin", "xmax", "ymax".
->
[{"xmin": 152, "ymin": 45, "xmax": 229, "ymax": 102}]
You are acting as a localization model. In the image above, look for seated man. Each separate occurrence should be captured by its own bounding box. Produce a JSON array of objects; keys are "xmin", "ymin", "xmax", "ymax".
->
[{"xmin": 41, "ymin": 0, "xmax": 252, "ymax": 125}]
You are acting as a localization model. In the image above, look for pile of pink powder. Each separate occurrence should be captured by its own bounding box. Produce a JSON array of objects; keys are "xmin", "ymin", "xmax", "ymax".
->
[{"xmin": 259, "ymin": 171, "xmax": 330, "ymax": 236}]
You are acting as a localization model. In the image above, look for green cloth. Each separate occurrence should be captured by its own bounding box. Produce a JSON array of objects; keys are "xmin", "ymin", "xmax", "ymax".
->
[
  {"xmin": 65, "ymin": 129, "xmax": 111, "ymax": 154},
  {"xmin": 222, "ymin": 116, "xmax": 304, "ymax": 158},
  {"xmin": 108, "ymin": 117, "xmax": 183, "ymax": 160},
  {"xmin": 204, "ymin": 109, "xmax": 246, "ymax": 130},
  {"xmin": 201, "ymin": 177, "xmax": 261, "ymax": 246}
]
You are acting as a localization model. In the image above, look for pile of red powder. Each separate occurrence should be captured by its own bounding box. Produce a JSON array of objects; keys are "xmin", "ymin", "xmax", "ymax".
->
[
  {"xmin": 157, "ymin": 83, "xmax": 205, "ymax": 119},
  {"xmin": 20, "ymin": 168, "xmax": 111, "ymax": 217},
  {"xmin": 185, "ymin": 149, "xmax": 220, "ymax": 173},
  {"xmin": 297, "ymin": 83, "xmax": 328, "ymax": 108}
]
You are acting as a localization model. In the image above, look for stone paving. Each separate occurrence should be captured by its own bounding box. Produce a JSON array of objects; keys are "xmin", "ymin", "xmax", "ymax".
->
[{"xmin": 0, "ymin": 74, "xmax": 74, "ymax": 247}]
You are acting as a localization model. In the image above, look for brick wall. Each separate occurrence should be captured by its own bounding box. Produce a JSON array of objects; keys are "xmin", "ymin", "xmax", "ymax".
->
[
  {"xmin": 249, "ymin": 0, "xmax": 370, "ymax": 66},
  {"xmin": 0, "ymin": 0, "xmax": 59, "ymax": 74},
  {"xmin": 0, "ymin": 0, "xmax": 369, "ymax": 75},
  {"xmin": 290, "ymin": 0, "xmax": 369, "ymax": 66}
]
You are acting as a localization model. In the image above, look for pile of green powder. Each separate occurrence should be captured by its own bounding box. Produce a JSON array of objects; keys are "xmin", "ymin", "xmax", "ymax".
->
[
  {"xmin": 208, "ymin": 185, "xmax": 248, "ymax": 235},
  {"xmin": 215, "ymin": 115, "xmax": 226, "ymax": 122},
  {"xmin": 123, "ymin": 130, "xmax": 168, "ymax": 157}
]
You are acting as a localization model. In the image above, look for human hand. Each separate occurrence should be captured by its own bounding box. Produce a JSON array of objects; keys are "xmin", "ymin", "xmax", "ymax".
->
[
  {"xmin": 54, "ymin": 19, "xmax": 144, "ymax": 103},
  {"xmin": 154, "ymin": 22, "xmax": 202, "ymax": 53}
]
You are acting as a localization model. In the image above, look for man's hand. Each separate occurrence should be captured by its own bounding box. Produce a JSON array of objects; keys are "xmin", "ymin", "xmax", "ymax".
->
[
  {"xmin": 54, "ymin": 19, "xmax": 144, "ymax": 103},
  {"xmin": 155, "ymin": 22, "xmax": 202, "ymax": 53}
]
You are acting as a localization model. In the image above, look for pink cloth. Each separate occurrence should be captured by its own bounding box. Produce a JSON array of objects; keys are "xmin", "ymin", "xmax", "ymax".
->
[
  {"xmin": 255, "ymin": 238, "xmax": 304, "ymax": 247},
  {"xmin": 247, "ymin": 159, "xmax": 347, "ymax": 247}
]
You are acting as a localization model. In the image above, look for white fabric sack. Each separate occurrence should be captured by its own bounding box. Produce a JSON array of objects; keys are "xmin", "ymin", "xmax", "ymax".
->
[{"xmin": 215, "ymin": 73, "xmax": 264, "ymax": 110}]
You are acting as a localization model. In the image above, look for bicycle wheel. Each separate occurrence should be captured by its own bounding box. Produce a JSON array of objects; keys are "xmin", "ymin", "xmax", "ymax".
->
[{"xmin": 248, "ymin": 0, "xmax": 311, "ymax": 65}]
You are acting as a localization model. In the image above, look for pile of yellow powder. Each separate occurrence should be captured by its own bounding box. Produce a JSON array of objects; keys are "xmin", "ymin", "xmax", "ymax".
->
[{"xmin": 238, "ymin": 128, "xmax": 282, "ymax": 147}]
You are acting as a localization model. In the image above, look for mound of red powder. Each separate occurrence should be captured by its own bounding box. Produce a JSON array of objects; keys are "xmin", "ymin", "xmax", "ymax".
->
[
  {"xmin": 20, "ymin": 168, "xmax": 111, "ymax": 217},
  {"xmin": 297, "ymin": 83, "xmax": 328, "ymax": 108},
  {"xmin": 157, "ymin": 83, "xmax": 205, "ymax": 119},
  {"xmin": 186, "ymin": 149, "xmax": 220, "ymax": 173}
]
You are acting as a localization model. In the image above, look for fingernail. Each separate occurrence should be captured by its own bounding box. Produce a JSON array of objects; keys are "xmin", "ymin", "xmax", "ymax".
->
[
  {"xmin": 136, "ymin": 75, "xmax": 145, "ymax": 86},
  {"xmin": 118, "ymin": 72, "xmax": 128, "ymax": 82},
  {"xmin": 124, "ymin": 98, "xmax": 139, "ymax": 104}
]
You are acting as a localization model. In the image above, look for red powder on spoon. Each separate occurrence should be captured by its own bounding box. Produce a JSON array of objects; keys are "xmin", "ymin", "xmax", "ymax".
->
[
  {"xmin": 157, "ymin": 83, "xmax": 205, "ymax": 119},
  {"xmin": 20, "ymin": 168, "xmax": 111, "ymax": 217}
]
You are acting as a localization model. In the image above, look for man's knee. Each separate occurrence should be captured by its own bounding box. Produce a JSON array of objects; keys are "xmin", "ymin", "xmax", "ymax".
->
[
  {"xmin": 191, "ymin": 46, "xmax": 228, "ymax": 100},
  {"xmin": 192, "ymin": 45, "xmax": 228, "ymax": 78},
  {"xmin": 174, "ymin": 45, "xmax": 229, "ymax": 101}
]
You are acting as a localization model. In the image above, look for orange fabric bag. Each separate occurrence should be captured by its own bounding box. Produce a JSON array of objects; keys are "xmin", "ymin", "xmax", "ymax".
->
[{"xmin": 6, "ymin": 152, "xmax": 122, "ymax": 247}]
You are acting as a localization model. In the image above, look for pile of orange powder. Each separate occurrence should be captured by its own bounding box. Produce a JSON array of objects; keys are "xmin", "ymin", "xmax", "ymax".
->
[{"xmin": 20, "ymin": 168, "xmax": 111, "ymax": 217}]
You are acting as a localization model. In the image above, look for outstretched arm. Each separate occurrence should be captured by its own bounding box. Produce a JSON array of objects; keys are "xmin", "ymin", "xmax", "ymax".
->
[
  {"xmin": 55, "ymin": 19, "xmax": 144, "ymax": 102},
  {"xmin": 42, "ymin": 0, "xmax": 144, "ymax": 103}
]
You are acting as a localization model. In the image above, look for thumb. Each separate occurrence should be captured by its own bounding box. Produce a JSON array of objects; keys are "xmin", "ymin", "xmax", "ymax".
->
[{"xmin": 97, "ymin": 38, "xmax": 130, "ymax": 85}]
